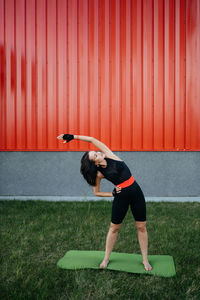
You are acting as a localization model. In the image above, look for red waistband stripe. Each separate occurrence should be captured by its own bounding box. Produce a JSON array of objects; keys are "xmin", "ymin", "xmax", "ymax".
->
[{"xmin": 116, "ymin": 175, "xmax": 135, "ymax": 189}]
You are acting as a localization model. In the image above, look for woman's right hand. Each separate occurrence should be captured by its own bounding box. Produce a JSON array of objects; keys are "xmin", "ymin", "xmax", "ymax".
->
[
  {"xmin": 57, "ymin": 134, "xmax": 64, "ymax": 140},
  {"xmin": 57, "ymin": 134, "xmax": 74, "ymax": 143},
  {"xmin": 57, "ymin": 134, "xmax": 66, "ymax": 143}
]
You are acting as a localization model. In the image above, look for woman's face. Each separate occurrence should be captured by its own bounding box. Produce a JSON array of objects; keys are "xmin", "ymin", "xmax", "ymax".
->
[{"xmin": 88, "ymin": 151, "xmax": 105, "ymax": 165}]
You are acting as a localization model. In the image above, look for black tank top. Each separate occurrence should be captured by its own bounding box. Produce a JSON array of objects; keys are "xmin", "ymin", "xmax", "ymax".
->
[{"xmin": 97, "ymin": 157, "xmax": 132, "ymax": 185}]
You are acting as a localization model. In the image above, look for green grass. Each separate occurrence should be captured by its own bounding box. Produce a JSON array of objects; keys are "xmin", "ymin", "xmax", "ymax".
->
[{"xmin": 0, "ymin": 200, "xmax": 200, "ymax": 300}]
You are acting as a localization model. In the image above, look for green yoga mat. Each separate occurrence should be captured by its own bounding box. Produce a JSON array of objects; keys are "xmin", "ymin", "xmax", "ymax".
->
[{"xmin": 57, "ymin": 250, "xmax": 176, "ymax": 277}]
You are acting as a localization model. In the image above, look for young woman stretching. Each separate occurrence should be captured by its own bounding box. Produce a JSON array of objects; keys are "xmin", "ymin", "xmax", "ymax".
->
[{"xmin": 57, "ymin": 134, "xmax": 152, "ymax": 271}]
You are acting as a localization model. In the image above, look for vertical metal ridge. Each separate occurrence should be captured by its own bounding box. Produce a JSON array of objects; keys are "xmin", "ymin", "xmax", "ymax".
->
[
  {"xmin": 14, "ymin": 0, "xmax": 16, "ymax": 149},
  {"xmin": 98, "ymin": 0, "xmax": 101, "ymax": 141},
  {"xmin": 173, "ymin": 0, "xmax": 176, "ymax": 149},
  {"xmin": 154, "ymin": 0, "xmax": 164, "ymax": 150},
  {"xmin": 185, "ymin": 0, "xmax": 189, "ymax": 149},
  {"xmin": 24, "ymin": 0, "xmax": 27, "ymax": 149},
  {"xmin": 109, "ymin": 0, "xmax": 111, "ymax": 149},
  {"xmin": 197, "ymin": 0, "xmax": 200, "ymax": 148},
  {"xmin": 97, "ymin": 0, "xmax": 99, "ymax": 140},
  {"xmin": 35, "ymin": 0, "xmax": 38, "ymax": 149},
  {"xmin": 77, "ymin": 0, "xmax": 80, "ymax": 150},
  {"xmin": 141, "ymin": 0, "xmax": 143, "ymax": 150},
  {"xmin": 0, "ymin": 0, "xmax": 6, "ymax": 148},
  {"xmin": 130, "ymin": 0, "xmax": 133, "ymax": 149},
  {"xmin": 45, "ymin": 0, "xmax": 48, "ymax": 148},
  {"xmin": 119, "ymin": 0, "xmax": 122, "ymax": 150},
  {"xmin": 163, "ymin": 0, "xmax": 165, "ymax": 150},
  {"xmin": 184, "ymin": 0, "xmax": 186, "ymax": 150},
  {"xmin": 5, "ymin": 0, "xmax": 7, "ymax": 149},
  {"xmin": 152, "ymin": 0, "xmax": 154, "ymax": 150},
  {"xmin": 66, "ymin": 0, "xmax": 69, "ymax": 139},
  {"xmin": 125, "ymin": 0, "xmax": 131, "ymax": 150},
  {"xmin": 55, "ymin": 0, "xmax": 58, "ymax": 149},
  {"xmin": 4, "ymin": 0, "xmax": 6, "ymax": 149},
  {"xmin": 87, "ymin": 0, "xmax": 90, "ymax": 150}
]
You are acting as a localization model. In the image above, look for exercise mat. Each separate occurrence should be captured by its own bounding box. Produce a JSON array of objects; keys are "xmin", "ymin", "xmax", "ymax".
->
[{"xmin": 57, "ymin": 250, "xmax": 176, "ymax": 277}]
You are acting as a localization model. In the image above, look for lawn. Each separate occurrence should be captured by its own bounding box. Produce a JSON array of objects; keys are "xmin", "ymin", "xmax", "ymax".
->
[{"xmin": 0, "ymin": 200, "xmax": 200, "ymax": 300}]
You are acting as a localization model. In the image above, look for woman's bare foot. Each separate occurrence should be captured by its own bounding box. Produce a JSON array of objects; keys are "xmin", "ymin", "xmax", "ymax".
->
[
  {"xmin": 100, "ymin": 259, "xmax": 109, "ymax": 268},
  {"xmin": 143, "ymin": 261, "xmax": 152, "ymax": 271}
]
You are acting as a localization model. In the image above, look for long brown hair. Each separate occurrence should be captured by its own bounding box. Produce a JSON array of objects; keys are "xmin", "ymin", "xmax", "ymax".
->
[{"xmin": 80, "ymin": 151, "xmax": 98, "ymax": 186}]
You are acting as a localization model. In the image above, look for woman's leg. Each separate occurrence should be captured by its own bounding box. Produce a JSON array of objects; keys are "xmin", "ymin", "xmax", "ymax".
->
[
  {"xmin": 129, "ymin": 182, "xmax": 152, "ymax": 271},
  {"xmin": 100, "ymin": 193, "xmax": 129, "ymax": 268},
  {"xmin": 135, "ymin": 221, "xmax": 152, "ymax": 271},
  {"xmin": 100, "ymin": 222, "xmax": 121, "ymax": 268}
]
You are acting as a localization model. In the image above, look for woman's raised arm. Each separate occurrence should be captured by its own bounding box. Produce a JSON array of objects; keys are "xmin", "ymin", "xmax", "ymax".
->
[{"xmin": 57, "ymin": 134, "xmax": 113, "ymax": 155}]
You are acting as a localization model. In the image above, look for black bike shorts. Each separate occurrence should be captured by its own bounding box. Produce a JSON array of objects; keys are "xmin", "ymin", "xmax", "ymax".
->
[{"xmin": 111, "ymin": 180, "xmax": 146, "ymax": 224}]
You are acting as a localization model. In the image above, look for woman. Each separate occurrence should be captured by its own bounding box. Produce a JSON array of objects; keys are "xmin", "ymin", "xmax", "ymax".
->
[{"xmin": 57, "ymin": 133, "xmax": 152, "ymax": 271}]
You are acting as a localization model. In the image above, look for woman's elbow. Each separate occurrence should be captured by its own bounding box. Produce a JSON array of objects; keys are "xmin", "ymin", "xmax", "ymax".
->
[{"xmin": 94, "ymin": 191, "xmax": 101, "ymax": 197}]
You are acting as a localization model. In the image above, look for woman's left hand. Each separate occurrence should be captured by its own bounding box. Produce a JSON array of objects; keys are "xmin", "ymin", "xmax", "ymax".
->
[
  {"xmin": 116, "ymin": 186, "xmax": 121, "ymax": 193},
  {"xmin": 112, "ymin": 186, "xmax": 122, "ymax": 196}
]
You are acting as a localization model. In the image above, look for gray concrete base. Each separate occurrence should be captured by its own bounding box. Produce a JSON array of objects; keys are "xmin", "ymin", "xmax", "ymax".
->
[
  {"xmin": 0, "ymin": 196, "xmax": 200, "ymax": 202},
  {"xmin": 0, "ymin": 151, "xmax": 200, "ymax": 197}
]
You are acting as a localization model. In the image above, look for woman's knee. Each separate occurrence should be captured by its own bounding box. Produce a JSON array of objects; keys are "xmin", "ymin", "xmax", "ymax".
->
[
  {"xmin": 135, "ymin": 221, "xmax": 147, "ymax": 233},
  {"xmin": 109, "ymin": 222, "xmax": 121, "ymax": 234}
]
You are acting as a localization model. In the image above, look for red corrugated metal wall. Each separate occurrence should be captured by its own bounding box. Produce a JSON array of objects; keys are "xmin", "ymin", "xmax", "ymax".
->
[{"xmin": 0, "ymin": 0, "xmax": 200, "ymax": 151}]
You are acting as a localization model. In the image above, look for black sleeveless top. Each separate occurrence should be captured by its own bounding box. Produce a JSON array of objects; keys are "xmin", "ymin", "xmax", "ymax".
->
[{"xmin": 97, "ymin": 157, "xmax": 132, "ymax": 185}]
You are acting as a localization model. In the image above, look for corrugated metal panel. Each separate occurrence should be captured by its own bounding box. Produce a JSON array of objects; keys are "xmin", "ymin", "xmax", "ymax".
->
[
  {"xmin": 186, "ymin": 0, "xmax": 200, "ymax": 150},
  {"xmin": 0, "ymin": 0, "xmax": 200, "ymax": 151}
]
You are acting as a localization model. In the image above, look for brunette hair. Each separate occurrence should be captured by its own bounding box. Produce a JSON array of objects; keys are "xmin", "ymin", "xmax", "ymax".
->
[{"xmin": 80, "ymin": 151, "xmax": 98, "ymax": 186}]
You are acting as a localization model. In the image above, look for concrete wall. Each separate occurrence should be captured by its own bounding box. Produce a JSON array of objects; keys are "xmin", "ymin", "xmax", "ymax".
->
[{"xmin": 0, "ymin": 152, "xmax": 200, "ymax": 198}]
